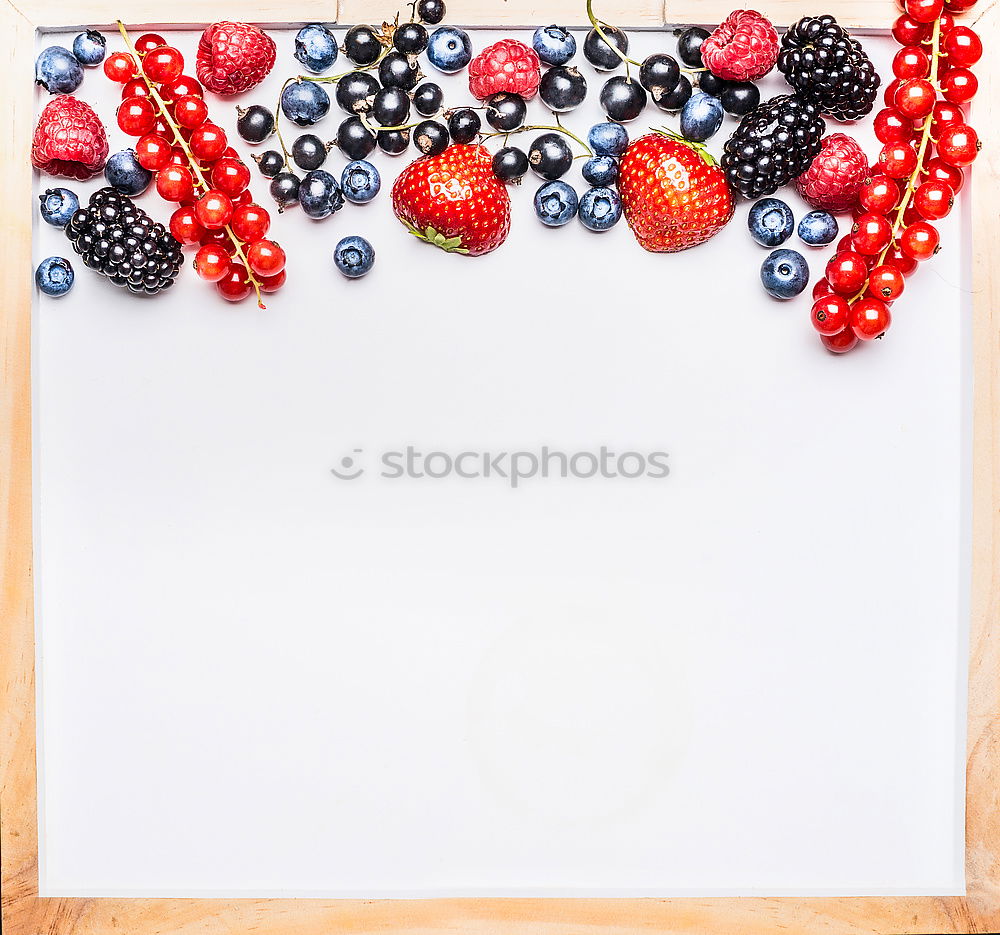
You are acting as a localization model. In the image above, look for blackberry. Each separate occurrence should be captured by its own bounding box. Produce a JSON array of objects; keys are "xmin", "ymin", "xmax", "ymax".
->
[
  {"xmin": 778, "ymin": 15, "xmax": 880, "ymax": 121},
  {"xmin": 64, "ymin": 188, "xmax": 182, "ymax": 295},
  {"xmin": 721, "ymin": 94, "xmax": 826, "ymax": 199}
]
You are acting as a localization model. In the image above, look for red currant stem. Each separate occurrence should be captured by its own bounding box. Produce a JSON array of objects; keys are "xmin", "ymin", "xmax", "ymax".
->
[
  {"xmin": 850, "ymin": 15, "xmax": 942, "ymax": 304},
  {"xmin": 115, "ymin": 20, "xmax": 266, "ymax": 309},
  {"xmin": 273, "ymin": 77, "xmax": 298, "ymax": 170},
  {"xmin": 480, "ymin": 124, "xmax": 594, "ymax": 156},
  {"xmin": 586, "ymin": 0, "xmax": 643, "ymax": 70}
]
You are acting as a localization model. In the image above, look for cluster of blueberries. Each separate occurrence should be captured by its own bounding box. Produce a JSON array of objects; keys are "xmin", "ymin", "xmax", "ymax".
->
[
  {"xmin": 749, "ymin": 197, "xmax": 839, "ymax": 299},
  {"xmin": 35, "ymin": 30, "xmax": 107, "ymax": 94}
]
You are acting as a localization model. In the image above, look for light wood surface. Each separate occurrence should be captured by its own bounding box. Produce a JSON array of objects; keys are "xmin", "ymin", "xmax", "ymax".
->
[{"xmin": 3, "ymin": 0, "xmax": 999, "ymax": 933}]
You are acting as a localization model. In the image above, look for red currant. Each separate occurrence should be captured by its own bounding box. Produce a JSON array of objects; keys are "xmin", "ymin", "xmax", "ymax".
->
[
  {"xmin": 190, "ymin": 124, "xmax": 228, "ymax": 162},
  {"xmin": 939, "ymin": 13, "xmax": 957, "ymax": 32},
  {"xmin": 174, "ymin": 95, "xmax": 209, "ymax": 130},
  {"xmin": 883, "ymin": 78, "xmax": 903, "ymax": 109},
  {"xmin": 821, "ymin": 328, "xmax": 859, "ymax": 354},
  {"xmin": 884, "ymin": 244, "xmax": 919, "ymax": 277},
  {"xmin": 905, "ymin": 0, "xmax": 944, "ymax": 22},
  {"xmin": 169, "ymin": 206, "xmax": 205, "ymax": 244},
  {"xmin": 914, "ymin": 179, "xmax": 955, "ymax": 220},
  {"xmin": 895, "ymin": 78, "xmax": 936, "ymax": 119},
  {"xmin": 874, "ymin": 108, "xmax": 915, "ymax": 144},
  {"xmin": 826, "ymin": 251, "xmax": 869, "ymax": 296},
  {"xmin": 923, "ymin": 156, "xmax": 965, "ymax": 193},
  {"xmin": 160, "ymin": 74, "xmax": 204, "ymax": 103},
  {"xmin": 232, "ymin": 190, "xmax": 254, "ymax": 208},
  {"xmin": 859, "ymin": 176, "xmax": 900, "ymax": 215},
  {"xmin": 217, "ymin": 264, "xmax": 254, "ymax": 302},
  {"xmin": 259, "ymin": 270, "xmax": 287, "ymax": 293},
  {"xmin": 155, "ymin": 165, "xmax": 195, "ymax": 202},
  {"xmin": 852, "ymin": 213, "xmax": 894, "ymax": 255},
  {"xmin": 168, "ymin": 148, "xmax": 189, "ymax": 166},
  {"xmin": 879, "ymin": 142, "xmax": 918, "ymax": 178},
  {"xmin": 117, "ymin": 97, "xmax": 157, "ymax": 136},
  {"xmin": 135, "ymin": 33, "xmax": 166, "ymax": 56},
  {"xmin": 812, "ymin": 278, "xmax": 834, "ymax": 300},
  {"xmin": 811, "ymin": 295, "xmax": 852, "ymax": 336},
  {"xmin": 200, "ymin": 228, "xmax": 231, "ymax": 246},
  {"xmin": 103, "ymin": 52, "xmax": 137, "ymax": 83},
  {"xmin": 892, "ymin": 13, "xmax": 929, "ymax": 44},
  {"xmin": 143, "ymin": 46, "xmax": 185, "ymax": 83},
  {"xmin": 851, "ymin": 298, "xmax": 892, "ymax": 340},
  {"xmin": 937, "ymin": 123, "xmax": 981, "ymax": 166},
  {"xmin": 231, "ymin": 203, "xmax": 271, "ymax": 242},
  {"xmin": 944, "ymin": 0, "xmax": 978, "ymax": 10},
  {"xmin": 866, "ymin": 264, "xmax": 906, "ymax": 302},
  {"xmin": 246, "ymin": 239, "xmax": 286, "ymax": 277},
  {"xmin": 135, "ymin": 134, "xmax": 172, "ymax": 171},
  {"xmin": 944, "ymin": 26, "xmax": 983, "ymax": 66},
  {"xmin": 194, "ymin": 190, "xmax": 235, "ymax": 229},
  {"xmin": 942, "ymin": 68, "xmax": 979, "ymax": 104},
  {"xmin": 900, "ymin": 221, "xmax": 941, "ymax": 260},
  {"xmin": 121, "ymin": 77, "xmax": 152, "ymax": 100},
  {"xmin": 194, "ymin": 245, "xmax": 233, "ymax": 282},
  {"xmin": 152, "ymin": 117, "xmax": 171, "ymax": 137},
  {"xmin": 931, "ymin": 101, "xmax": 966, "ymax": 133},
  {"xmin": 892, "ymin": 45, "xmax": 931, "ymax": 79},
  {"xmin": 210, "ymin": 157, "xmax": 251, "ymax": 198}
]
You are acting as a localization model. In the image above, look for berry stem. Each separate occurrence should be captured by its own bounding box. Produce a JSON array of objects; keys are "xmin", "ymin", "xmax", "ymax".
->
[
  {"xmin": 585, "ymin": 0, "xmax": 644, "ymax": 71},
  {"xmin": 480, "ymin": 124, "xmax": 594, "ymax": 156},
  {"xmin": 115, "ymin": 20, "xmax": 266, "ymax": 309}
]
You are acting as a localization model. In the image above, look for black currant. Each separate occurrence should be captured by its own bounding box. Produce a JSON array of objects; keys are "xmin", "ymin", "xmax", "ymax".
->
[
  {"xmin": 379, "ymin": 50, "xmax": 420, "ymax": 90},
  {"xmin": 377, "ymin": 128, "xmax": 411, "ymax": 154},
  {"xmin": 600, "ymin": 75, "xmax": 647, "ymax": 122},
  {"xmin": 235, "ymin": 104, "xmax": 275, "ymax": 144},
  {"xmin": 343, "ymin": 24, "xmax": 382, "ymax": 65},
  {"xmin": 335, "ymin": 71, "xmax": 380, "ymax": 115},
  {"xmin": 538, "ymin": 65, "xmax": 587, "ymax": 113},
  {"xmin": 676, "ymin": 26, "xmax": 710, "ymax": 67},
  {"xmin": 291, "ymin": 133, "xmax": 330, "ymax": 170},
  {"xmin": 270, "ymin": 172, "xmax": 301, "ymax": 211},
  {"xmin": 448, "ymin": 107, "xmax": 481, "ymax": 143},
  {"xmin": 528, "ymin": 132, "xmax": 573, "ymax": 180},
  {"xmin": 393, "ymin": 22, "xmax": 428, "ymax": 54},
  {"xmin": 413, "ymin": 81, "xmax": 444, "ymax": 116},
  {"xmin": 417, "ymin": 0, "xmax": 445, "ymax": 24},
  {"xmin": 583, "ymin": 24, "xmax": 628, "ymax": 71},
  {"xmin": 492, "ymin": 146, "xmax": 529, "ymax": 182},
  {"xmin": 720, "ymin": 81, "xmax": 761, "ymax": 117},
  {"xmin": 638, "ymin": 53, "xmax": 680, "ymax": 97},
  {"xmin": 413, "ymin": 119, "xmax": 449, "ymax": 155},
  {"xmin": 372, "ymin": 86, "xmax": 411, "ymax": 125},
  {"xmin": 253, "ymin": 150, "xmax": 285, "ymax": 177},
  {"xmin": 699, "ymin": 70, "xmax": 729, "ymax": 97},
  {"xmin": 651, "ymin": 74, "xmax": 692, "ymax": 111},
  {"xmin": 485, "ymin": 92, "xmax": 526, "ymax": 131},
  {"xmin": 337, "ymin": 116, "xmax": 377, "ymax": 159}
]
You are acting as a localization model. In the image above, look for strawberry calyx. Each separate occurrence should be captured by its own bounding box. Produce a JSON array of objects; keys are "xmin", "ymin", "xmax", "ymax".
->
[
  {"xmin": 405, "ymin": 222, "xmax": 470, "ymax": 254},
  {"xmin": 651, "ymin": 127, "xmax": 719, "ymax": 167}
]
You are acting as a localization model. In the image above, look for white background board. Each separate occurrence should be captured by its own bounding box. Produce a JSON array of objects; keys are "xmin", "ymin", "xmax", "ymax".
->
[{"xmin": 32, "ymin": 23, "xmax": 971, "ymax": 896}]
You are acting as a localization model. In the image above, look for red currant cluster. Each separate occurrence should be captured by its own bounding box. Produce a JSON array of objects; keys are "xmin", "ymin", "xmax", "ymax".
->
[
  {"xmin": 810, "ymin": 0, "xmax": 981, "ymax": 353},
  {"xmin": 103, "ymin": 26, "xmax": 286, "ymax": 306}
]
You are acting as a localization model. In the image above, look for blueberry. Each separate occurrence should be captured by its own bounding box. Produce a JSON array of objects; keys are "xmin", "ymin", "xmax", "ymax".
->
[
  {"xmin": 747, "ymin": 198, "xmax": 795, "ymax": 247},
  {"xmin": 720, "ymin": 82, "xmax": 761, "ymax": 117},
  {"xmin": 413, "ymin": 81, "xmax": 444, "ymax": 116},
  {"xmin": 533, "ymin": 25, "xmax": 577, "ymax": 65},
  {"xmin": 294, "ymin": 24, "xmax": 338, "ymax": 73},
  {"xmin": 379, "ymin": 50, "xmax": 420, "ymax": 90},
  {"xmin": 255, "ymin": 150, "xmax": 285, "ymax": 178},
  {"xmin": 582, "ymin": 155, "xmax": 618, "ymax": 187},
  {"xmin": 578, "ymin": 187, "xmax": 622, "ymax": 232},
  {"xmin": 583, "ymin": 25, "xmax": 628, "ymax": 71},
  {"xmin": 680, "ymin": 92, "xmax": 724, "ymax": 142},
  {"xmin": 600, "ymin": 76, "xmax": 647, "ymax": 122},
  {"xmin": 343, "ymin": 24, "xmax": 382, "ymax": 66},
  {"xmin": 104, "ymin": 149, "xmax": 153, "ymax": 195},
  {"xmin": 372, "ymin": 86, "xmax": 411, "ymax": 126},
  {"xmin": 337, "ymin": 72, "xmax": 380, "ymax": 115},
  {"xmin": 539, "ymin": 65, "xmax": 587, "ymax": 113},
  {"xmin": 292, "ymin": 133, "xmax": 330, "ymax": 170},
  {"xmin": 426, "ymin": 26, "xmax": 472, "ymax": 74},
  {"xmin": 236, "ymin": 104, "xmax": 275, "ymax": 143},
  {"xmin": 35, "ymin": 47, "xmax": 83, "ymax": 94},
  {"xmin": 534, "ymin": 180, "xmax": 579, "ymax": 227},
  {"xmin": 337, "ymin": 116, "xmax": 377, "ymax": 160},
  {"xmin": 652, "ymin": 74, "xmax": 692, "ymax": 112},
  {"xmin": 698, "ymin": 71, "xmax": 729, "ymax": 97},
  {"xmin": 798, "ymin": 210, "xmax": 839, "ymax": 247},
  {"xmin": 417, "ymin": 0, "xmax": 446, "ymax": 25},
  {"xmin": 298, "ymin": 169, "xmax": 345, "ymax": 219},
  {"xmin": 377, "ymin": 129, "xmax": 411, "ymax": 155},
  {"xmin": 394, "ymin": 22, "xmax": 428, "ymax": 54},
  {"xmin": 485, "ymin": 92, "xmax": 526, "ymax": 131},
  {"xmin": 39, "ymin": 188, "xmax": 79, "ymax": 228},
  {"xmin": 448, "ymin": 108, "xmax": 481, "ymax": 143},
  {"xmin": 413, "ymin": 119, "xmax": 449, "ymax": 155},
  {"xmin": 72, "ymin": 30, "xmax": 106, "ymax": 67},
  {"xmin": 676, "ymin": 26, "xmax": 710, "ymax": 67},
  {"xmin": 281, "ymin": 79, "xmax": 330, "ymax": 126},
  {"xmin": 341, "ymin": 160, "xmax": 381, "ymax": 203},
  {"xmin": 35, "ymin": 257, "xmax": 74, "ymax": 297},
  {"xmin": 588, "ymin": 122, "xmax": 628, "ymax": 156},
  {"xmin": 528, "ymin": 133, "xmax": 573, "ymax": 181},
  {"xmin": 270, "ymin": 172, "xmax": 301, "ymax": 211},
  {"xmin": 761, "ymin": 249, "xmax": 809, "ymax": 299},
  {"xmin": 639, "ymin": 53, "xmax": 680, "ymax": 97},
  {"xmin": 492, "ymin": 146, "xmax": 529, "ymax": 183},
  {"xmin": 334, "ymin": 235, "xmax": 375, "ymax": 278}
]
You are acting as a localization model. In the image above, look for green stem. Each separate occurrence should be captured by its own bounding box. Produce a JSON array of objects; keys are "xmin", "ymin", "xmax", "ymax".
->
[
  {"xmin": 481, "ymin": 123, "xmax": 593, "ymax": 156},
  {"xmin": 585, "ymin": 0, "xmax": 643, "ymax": 72}
]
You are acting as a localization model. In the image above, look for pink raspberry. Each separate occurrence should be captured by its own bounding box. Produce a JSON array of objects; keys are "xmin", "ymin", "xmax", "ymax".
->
[
  {"xmin": 796, "ymin": 133, "xmax": 870, "ymax": 213},
  {"xmin": 31, "ymin": 96, "xmax": 108, "ymax": 180},
  {"xmin": 468, "ymin": 39, "xmax": 541, "ymax": 100},
  {"xmin": 701, "ymin": 10, "xmax": 779, "ymax": 82},
  {"xmin": 196, "ymin": 21, "xmax": 276, "ymax": 95}
]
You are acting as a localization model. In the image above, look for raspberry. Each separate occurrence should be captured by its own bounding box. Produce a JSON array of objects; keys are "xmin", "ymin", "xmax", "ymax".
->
[
  {"xmin": 31, "ymin": 96, "xmax": 108, "ymax": 181},
  {"xmin": 196, "ymin": 21, "xmax": 276, "ymax": 95},
  {"xmin": 795, "ymin": 133, "xmax": 870, "ymax": 213},
  {"xmin": 468, "ymin": 38, "xmax": 541, "ymax": 100},
  {"xmin": 701, "ymin": 10, "xmax": 779, "ymax": 82}
]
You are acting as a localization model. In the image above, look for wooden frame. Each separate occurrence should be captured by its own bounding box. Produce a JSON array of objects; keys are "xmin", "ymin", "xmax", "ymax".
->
[{"xmin": 2, "ymin": 0, "xmax": 998, "ymax": 932}]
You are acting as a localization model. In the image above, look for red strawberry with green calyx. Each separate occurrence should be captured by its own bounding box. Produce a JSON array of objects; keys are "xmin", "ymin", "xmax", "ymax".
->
[
  {"xmin": 391, "ymin": 143, "xmax": 511, "ymax": 257},
  {"xmin": 618, "ymin": 129, "xmax": 734, "ymax": 253}
]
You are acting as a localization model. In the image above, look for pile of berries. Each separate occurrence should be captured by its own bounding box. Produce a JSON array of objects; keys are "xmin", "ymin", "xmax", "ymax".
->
[
  {"xmin": 811, "ymin": 0, "xmax": 981, "ymax": 353},
  {"xmin": 104, "ymin": 28, "xmax": 284, "ymax": 304}
]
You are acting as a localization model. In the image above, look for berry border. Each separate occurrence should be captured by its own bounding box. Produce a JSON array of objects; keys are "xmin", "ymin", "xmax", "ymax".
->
[{"xmin": 4, "ymin": 2, "xmax": 999, "ymax": 933}]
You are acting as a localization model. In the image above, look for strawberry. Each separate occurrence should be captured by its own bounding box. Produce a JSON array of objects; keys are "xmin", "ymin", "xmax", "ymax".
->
[
  {"xmin": 391, "ymin": 144, "xmax": 511, "ymax": 257},
  {"xmin": 31, "ymin": 96, "xmax": 108, "ymax": 181},
  {"xmin": 468, "ymin": 38, "xmax": 541, "ymax": 100},
  {"xmin": 618, "ymin": 131, "xmax": 735, "ymax": 253},
  {"xmin": 196, "ymin": 21, "xmax": 276, "ymax": 95},
  {"xmin": 795, "ymin": 133, "xmax": 869, "ymax": 213},
  {"xmin": 702, "ymin": 10, "xmax": 779, "ymax": 82}
]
